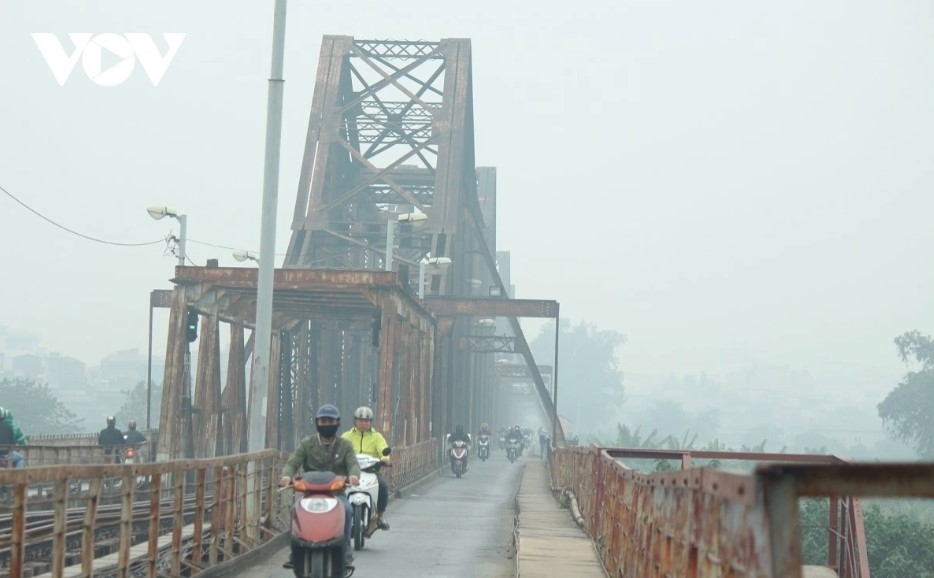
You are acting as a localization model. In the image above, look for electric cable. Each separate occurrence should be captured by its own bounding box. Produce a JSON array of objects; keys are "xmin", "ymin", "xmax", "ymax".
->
[{"xmin": 1, "ymin": 184, "xmax": 164, "ymax": 247}]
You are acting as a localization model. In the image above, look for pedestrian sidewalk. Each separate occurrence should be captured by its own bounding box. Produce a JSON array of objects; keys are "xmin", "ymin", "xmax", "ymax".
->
[{"xmin": 515, "ymin": 459, "xmax": 607, "ymax": 577}]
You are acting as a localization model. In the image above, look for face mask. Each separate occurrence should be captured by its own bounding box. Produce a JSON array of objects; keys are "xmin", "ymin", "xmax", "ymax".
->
[{"xmin": 317, "ymin": 424, "xmax": 339, "ymax": 438}]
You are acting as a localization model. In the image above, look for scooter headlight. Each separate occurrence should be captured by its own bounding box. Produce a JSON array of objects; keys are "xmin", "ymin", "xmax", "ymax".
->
[
  {"xmin": 300, "ymin": 497, "xmax": 338, "ymax": 513},
  {"xmin": 348, "ymin": 492, "xmax": 370, "ymax": 505}
]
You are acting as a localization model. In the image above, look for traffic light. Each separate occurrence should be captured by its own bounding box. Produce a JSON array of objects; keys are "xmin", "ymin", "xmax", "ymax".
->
[{"xmin": 186, "ymin": 310, "xmax": 199, "ymax": 342}]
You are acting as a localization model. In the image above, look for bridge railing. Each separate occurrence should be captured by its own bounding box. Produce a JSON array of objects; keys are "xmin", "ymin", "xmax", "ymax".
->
[
  {"xmin": 26, "ymin": 430, "xmax": 158, "ymax": 447},
  {"xmin": 0, "ymin": 449, "xmax": 287, "ymax": 578},
  {"xmin": 0, "ymin": 438, "xmax": 445, "ymax": 578},
  {"xmin": 551, "ymin": 446, "xmax": 934, "ymax": 578},
  {"xmin": 383, "ymin": 438, "xmax": 441, "ymax": 491},
  {"xmin": 0, "ymin": 444, "xmax": 155, "ymax": 467}
]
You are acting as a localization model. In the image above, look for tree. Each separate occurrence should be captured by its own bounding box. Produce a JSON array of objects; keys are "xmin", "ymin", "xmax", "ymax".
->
[
  {"xmin": 115, "ymin": 381, "xmax": 162, "ymax": 431},
  {"xmin": 0, "ymin": 377, "xmax": 84, "ymax": 435},
  {"xmin": 530, "ymin": 320, "xmax": 625, "ymax": 432},
  {"xmin": 878, "ymin": 330, "xmax": 934, "ymax": 458}
]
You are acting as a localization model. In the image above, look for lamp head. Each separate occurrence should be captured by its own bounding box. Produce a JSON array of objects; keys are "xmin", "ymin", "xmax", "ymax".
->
[
  {"xmin": 147, "ymin": 206, "xmax": 178, "ymax": 220},
  {"xmin": 398, "ymin": 212, "xmax": 428, "ymax": 225},
  {"xmin": 232, "ymin": 250, "xmax": 256, "ymax": 263}
]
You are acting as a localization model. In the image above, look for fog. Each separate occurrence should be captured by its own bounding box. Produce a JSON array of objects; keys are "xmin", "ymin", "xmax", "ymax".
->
[{"xmin": 1, "ymin": 2, "xmax": 932, "ymax": 453}]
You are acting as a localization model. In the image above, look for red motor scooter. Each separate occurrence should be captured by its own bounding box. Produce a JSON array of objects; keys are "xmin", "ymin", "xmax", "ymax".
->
[{"xmin": 289, "ymin": 471, "xmax": 353, "ymax": 578}]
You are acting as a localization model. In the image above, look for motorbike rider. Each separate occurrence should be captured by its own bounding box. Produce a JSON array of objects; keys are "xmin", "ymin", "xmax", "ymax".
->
[
  {"xmin": 0, "ymin": 416, "xmax": 16, "ymax": 468},
  {"xmin": 506, "ymin": 424, "xmax": 524, "ymax": 456},
  {"xmin": 448, "ymin": 424, "xmax": 471, "ymax": 445},
  {"xmin": 98, "ymin": 416, "xmax": 125, "ymax": 463},
  {"xmin": 279, "ymin": 404, "xmax": 361, "ymax": 571},
  {"xmin": 0, "ymin": 408, "xmax": 26, "ymax": 468},
  {"xmin": 447, "ymin": 425, "xmax": 472, "ymax": 470},
  {"xmin": 341, "ymin": 406, "xmax": 391, "ymax": 532},
  {"xmin": 124, "ymin": 419, "xmax": 147, "ymax": 445},
  {"xmin": 477, "ymin": 422, "xmax": 492, "ymax": 457}
]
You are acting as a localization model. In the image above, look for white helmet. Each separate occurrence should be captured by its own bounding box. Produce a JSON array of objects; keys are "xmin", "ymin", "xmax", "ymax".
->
[{"xmin": 353, "ymin": 406, "xmax": 374, "ymax": 420}]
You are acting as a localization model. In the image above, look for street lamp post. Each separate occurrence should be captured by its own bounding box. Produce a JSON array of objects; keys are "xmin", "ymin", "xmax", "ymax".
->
[
  {"xmin": 552, "ymin": 306, "xmax": 561, "ymax": 447},
  {"xmin": 147, "ymin": 206, "xmax": 187, "ymax": 267},
  {"xmin": 385, "ymin": 212, "xmax": 427, "ymax": 272},
  {"xmin": 248, "ymin": 0, "xmax": 288, "ymax": 459},
  {"xmin": 418, "ymin": 256, "xmax": 452, "ymax": 298}
]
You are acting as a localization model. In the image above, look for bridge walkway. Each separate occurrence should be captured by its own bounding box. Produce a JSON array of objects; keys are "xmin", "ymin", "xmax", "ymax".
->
[{"xmin": 515, "ymin": 458, "xmax": 606, "ymax": 577}]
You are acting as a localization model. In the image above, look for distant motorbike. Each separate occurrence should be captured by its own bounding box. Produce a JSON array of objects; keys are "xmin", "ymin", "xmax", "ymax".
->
[
  {"xmin": 347, "ymin": 448, "xmax": 391, "ymax": 550},
  {"xmin": 122, "ymin": 445, "xmax": 149, "ymax": 489},
  {"xmin": 506, "ymin": 439, "xmax": 522, "ymax": 463},
  {"xmin": 449, "ymin": 440, "xmax": 469, "ymax": 478},
  {"xmin": 288, "ymin": 471, "xmax": 353, "ymax": 577},
  {"xmin": 123, "ymin": 445, "xmax": 139, "ymax": 465},
  {"xmin": 477, "ymin": 435, "xmax": 491, "ymax": 462}
]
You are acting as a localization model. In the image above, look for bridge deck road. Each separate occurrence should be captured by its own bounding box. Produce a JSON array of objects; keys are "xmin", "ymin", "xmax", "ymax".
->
[{"xmin": 239, "ymin": 449, "xmax": 524, "ymax": 577}]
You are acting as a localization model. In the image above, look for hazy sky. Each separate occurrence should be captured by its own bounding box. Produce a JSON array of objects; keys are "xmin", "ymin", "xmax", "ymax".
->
[{"xmin": 2, "ymin": 1, "xmax": 933, "ymax": 403}]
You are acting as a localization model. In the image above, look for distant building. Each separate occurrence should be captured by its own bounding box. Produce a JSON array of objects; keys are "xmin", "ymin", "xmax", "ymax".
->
[{"xmin": 11, "ymin": 354, "xmax": 44, "ymax": 380}]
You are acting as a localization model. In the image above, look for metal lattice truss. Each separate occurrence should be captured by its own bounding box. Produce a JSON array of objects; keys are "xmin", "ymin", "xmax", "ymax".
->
[
  {"xmin": 285, "ymin": 36, "xmax": 481, "ymax": 277},
  {"xmin": 463, "ymin": 335, "xmax": 515, "ymax": 353}
]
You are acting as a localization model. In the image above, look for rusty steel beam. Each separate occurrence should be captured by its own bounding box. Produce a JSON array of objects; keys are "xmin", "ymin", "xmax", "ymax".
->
[
  {"xmin": 462, "ymin": 334, "xmax": 514, "ymax": 353},
  {"xmin": 150, "ymin": 289, "xmax": 173, "ymax": 308},
  {"xmin": 222, "ymin": 324, "xmax": 247, "ymax": 454},
  {"xmin": 494, "ymin": 363, "xmax": 532, "ymax": 379},
  {"xmin": 157, "ymin": 288, "xmax": 189, "ymax": 461},
  {"xmin": 193, "ymin": 312, "xmax": 222, "ymax": 458},
  {"xmin": 174, "ymin": 265, "xmax": 397, "ymax": 289},
  {"xmin": 423, "ymin": 297, "xmax": 558, "ymax": 318}
]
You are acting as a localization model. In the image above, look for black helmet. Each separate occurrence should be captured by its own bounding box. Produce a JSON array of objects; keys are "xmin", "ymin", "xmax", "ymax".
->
[
  {"xmin": 107, "ymin": 416, "xmax": 116, "ymax": 426},
  {"xmin": 128, "ymin": 419, "xmax": 137, "ymax": 430},
  {"xmin": 315, "ymin": 404, "xmax": 341, "ymax": 421}
]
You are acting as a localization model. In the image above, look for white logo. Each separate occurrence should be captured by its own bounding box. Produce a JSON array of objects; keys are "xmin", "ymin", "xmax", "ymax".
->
[{"xmin": 31, "ymin": 33, "xmax": 186, "ymax": 87}]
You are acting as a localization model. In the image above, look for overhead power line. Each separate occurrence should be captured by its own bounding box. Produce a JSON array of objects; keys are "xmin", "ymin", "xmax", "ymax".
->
[
  {"xmin": 1, "ymin": 184, "xmax": 164, "ymax": 247},
  {"xmin": 2, "ymin": 183, "xmax": 292, "ymax": 257}
]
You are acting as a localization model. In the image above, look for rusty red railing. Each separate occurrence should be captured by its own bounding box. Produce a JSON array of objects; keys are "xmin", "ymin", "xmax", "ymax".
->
[{"xmin": 551, "ymin": 446, "xmax": 934, "ymax": 578}]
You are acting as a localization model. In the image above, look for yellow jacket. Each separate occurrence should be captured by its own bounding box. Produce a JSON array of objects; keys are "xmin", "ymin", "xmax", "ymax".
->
[{"xmin": 342, "ymin": 427, "xmax": 390, "ymax": 461}]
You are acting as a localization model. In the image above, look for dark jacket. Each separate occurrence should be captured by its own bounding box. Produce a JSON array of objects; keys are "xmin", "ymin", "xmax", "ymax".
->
[
  {"xmin": 124, "ymin": 429, "xmax": 147, "ymax": 445},
  {"xmin": 448, "ymin": 431, "xmax": 471, "ymax": 445},
  {"xmin": 282, "ymin": 434, "xmax": 361, "ymax": 479},
  {"xmin": 99, "ymin": 426, "xmax": 125, "ymax": 454}
]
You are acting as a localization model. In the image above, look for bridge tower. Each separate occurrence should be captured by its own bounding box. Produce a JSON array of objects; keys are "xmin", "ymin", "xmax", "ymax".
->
[
  {"xmin": 156, "ymin": 37, "xmax": 560, "ymax": 461},
  {"xmin": 284, "ymin": 37, "xmax": 501, "ymax": 439}
]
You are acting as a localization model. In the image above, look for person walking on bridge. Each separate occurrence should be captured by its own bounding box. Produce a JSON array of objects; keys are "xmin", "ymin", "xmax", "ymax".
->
[
  {"xmin": 342, "ymin": 405, "xmax": 391, "ymax": 533},
  {"xmin": 538, "ymin": 426, "xmax": 550, "ymax": 460}
]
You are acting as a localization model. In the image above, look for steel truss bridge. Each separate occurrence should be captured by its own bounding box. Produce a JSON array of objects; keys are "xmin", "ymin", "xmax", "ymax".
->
[{"xmin": 4, "ymin": 36, "xmax": 933, "ymax": 578}]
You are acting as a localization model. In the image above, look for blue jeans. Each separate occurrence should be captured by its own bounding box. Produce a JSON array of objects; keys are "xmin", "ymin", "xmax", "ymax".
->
[
  {"xmin": 11, "ymin": 451, "xmax": 24, "ymax": 468},
  {"xmin": 338, "ymin": 493, "xmax": 352, "ymax": 553}
]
